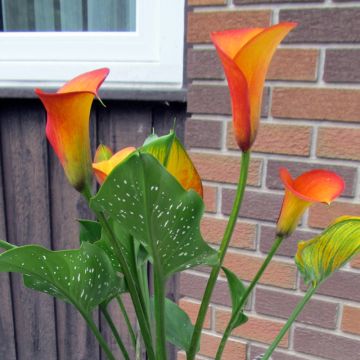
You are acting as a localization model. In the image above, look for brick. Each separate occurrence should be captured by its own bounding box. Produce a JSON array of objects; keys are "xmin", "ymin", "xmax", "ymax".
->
[
  {"xmin": 189, "ymin": 0, "xmax": 226, "ymax": 4},
  {"xmin": 179, "ymin": 272, "xmax": 232, "ymax": 306},
  {"xmin": 228, "ymin": 123, "xmax": 311, "ymax": 156},
  {"xmin": 308, "ymin": 201, "xmax": 360, "ymax": 229},
  {"xmin": 188, "ymin": 84, "xmax": 269, "ymax": 117},
  {"xmin": 201, "ymin": 216, "xmax": 256, "ymax": 249},
  {"xmin": 272, "ymin": 88, "xmax": 360, "ymax": 122},
  {"xmin": 250, "ymin": 345, "xmax": 310, "ymax": 360},
  {"xmin": 188, "ymin": 49, "xmax": 318, "ymax": 82},
  {"xmin": 260, "ymin": 225, "xmax": 318, "ymax": 258},
  {"xmin": 268, "ymin": 49, "xmax": 318, "ymax": 81},
  {"xmin": 199, "ymin": 332, "xmax": 247, "ymax": 360},
  {"xmin": 222, "ymin": 189, "xmax": 283, "ymax": 223},
  {"xmin": 342, "ymin": 305, "xmax": 360, "ymax": 336},
  {"xmin": 178, "ymin": 298, "xmax": 211, "ymax": 329},
  {"xmin": 189, "ymin": 152, "xmax": 262, "ymax": 186},
  {"xmin": 185, "ymin": 119, "xmax": 222, "ymax": 150},
  {"xmin": 236, "ymin": 0, "xmax": 321, "ymax": 3},
  {"xmin": 301, "ymin": 271, "xmax": 360, "ymax": 302},
  {"xmin": 324, "ymin": 49, "xmax": 360, "ymax": 83},
  {"xmin": 253, "ymin": 124, "xmax": 311, "ymax": 156},
  {"xmin": 255, "ymin": 288, "xmax": 338, "ymax": 329},
  {"xmin": 224, "ymin": 251, "xmax": 297, "ymax": 289},
  {"xmin": 188, "ymin": 11, "xmax": 271, "ymax": 43},
  {"xmin": 216, "ymin": 310, "xmax": 289, "ymax": 347},
  {"xmin": 187, "ymin": 49, "xmax": 223, "ymax": 80},
  {"xmin": 203, "ymin": 185, "xmax": 217, "ymax": 213},
  {"xmin": 266, "ymin": 159, "xmax": 357, "ymax": 198},
  {"xmin": 294, "ymin": 327, "xmax": 360, "ymax": 360},
  {"xmin": 280, "ymin": 9, "xmax": 360, "ymax": 43},
  {"xmin": 317, "ymin": 127, "xmax": 360, "ymax": 161},
  {"xmin": 350, "ymin": 254, "xmax": 360, "ymax": 269}
]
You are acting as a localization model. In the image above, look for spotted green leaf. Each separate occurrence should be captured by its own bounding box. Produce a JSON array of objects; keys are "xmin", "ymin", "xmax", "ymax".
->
[
  {"xmin": 296, "ymin": 216, "xmax": 360, "ymax": 286},
  {"xmin": 91, "ymin": 152, "xmax": 218, "ymax": 278},
  {"xmin": 223, "ymin": 267, "xmax": 248, "ymax": 328},
  {"xmin": 0, "ymin": 241, "xmax": 125, "ymax": 313}
]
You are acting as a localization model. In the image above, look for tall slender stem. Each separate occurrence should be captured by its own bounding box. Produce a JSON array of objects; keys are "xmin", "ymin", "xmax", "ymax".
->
[
  {"xmin": 187, "ymin": 151, "xmax": 250, "ymax": 360},
  {"xmin": 153, "ymin": 262, "xmax": 167, "ymax": 360},
  {"xmin": 101, "ymin": 305, "xmax": 131, "ymax": 360},
  {"xmin": 116, "ymin": 295, "xmax": 137, "ymax": 348},
  {"xmin": 97, "ymin": 212, "xmax": 156, "ymax": 360},
  {"xmin": 215, "ymin": 234, "xmax": 284, "ymax": 360},
  {"xmin": 262, "ymin": 286, "xmax": 318, "ymax": 360},
  {"xmin": 80, "ymin": 310, "xmax": 115, "ymax": 360}
]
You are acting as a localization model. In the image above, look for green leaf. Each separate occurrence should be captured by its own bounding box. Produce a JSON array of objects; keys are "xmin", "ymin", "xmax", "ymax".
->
[
  {"xmin": 78, "ymin": 219, "xmax": 102, "ymax": 244},
  {"xmin": 91, "ymin": 152, "xmax": 217, "ymax": 278},
  {"xmin": 150, "ymin": 297, "xmax": 197, "ymax": 353},
  {"xmin": 142, "ymin": 131, "xmax": 159, "ymax": 146},
  {"xmin": 0, "ymin": 242, "xmax": 125, "ymax": 313},
  {"xmin": 223, "ymin": 266, "xmax": 248, "ymax": 329}
]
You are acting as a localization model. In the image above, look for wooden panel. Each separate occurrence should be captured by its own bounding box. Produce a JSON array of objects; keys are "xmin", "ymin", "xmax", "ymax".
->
[
  {"xmin": 0, "ymin": 128, "xmax": 17, "ymax": 359},
  {"xmin": 0, "ymin": 99, "xmax": 57, "ymax": 359},
  {"xmin": 49, "ymin": 108, "xmax": 100, "ymax": 360},
  {"xmin": 0, "ymin": 98, "xmax": 186, "ymax": 359}
]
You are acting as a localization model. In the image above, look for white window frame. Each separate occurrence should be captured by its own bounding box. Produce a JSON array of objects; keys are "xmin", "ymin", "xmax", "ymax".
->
[{"xmin": 0, "ymin": 0, "xmax": 185, "ymax": 91}]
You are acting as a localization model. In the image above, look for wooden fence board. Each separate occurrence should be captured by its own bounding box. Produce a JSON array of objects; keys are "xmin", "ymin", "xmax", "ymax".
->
[
  {"xmin": 0, "ymin": 100, "xmax": 57, "ymax": 359},
  {"xmin": 0, "ymin": 123, "xmax": 17, "ymax": 360}
]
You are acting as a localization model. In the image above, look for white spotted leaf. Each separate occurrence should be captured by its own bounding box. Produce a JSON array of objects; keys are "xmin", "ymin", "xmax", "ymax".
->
[
  {"xmin": 0, "ymin": 241, "xmax": 125, "ymax": 313},
  {"xmin": 90, "ymin": 152, "xmax": 218, "ymax": 278}
]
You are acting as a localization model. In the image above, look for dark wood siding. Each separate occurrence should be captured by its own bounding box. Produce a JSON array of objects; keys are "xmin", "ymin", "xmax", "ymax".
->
[{"xmin": 0, "ymin": 98, "xmax": 186, "ymax": 359}]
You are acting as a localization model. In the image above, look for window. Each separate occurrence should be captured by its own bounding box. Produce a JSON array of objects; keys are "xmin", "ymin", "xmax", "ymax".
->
[{"xmin": 0, "ymin": 0, "xmax": 185, "ymax": 90}]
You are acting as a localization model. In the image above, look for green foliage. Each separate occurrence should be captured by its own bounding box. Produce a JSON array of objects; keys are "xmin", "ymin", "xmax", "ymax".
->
[
  {"xmin": 0, "ymin": 241, "xmax": 125, "ymax": 313},
  {"xmin": 79, "ymin": 219, "xmax": 102, "ymax": 244},
  {"xmin": 223, "ymin": 267, "xmax": 248, "ymax": 328},
  {"xmin": 91, "ymin": 152, "xmax": 217, "ymax": 278}
]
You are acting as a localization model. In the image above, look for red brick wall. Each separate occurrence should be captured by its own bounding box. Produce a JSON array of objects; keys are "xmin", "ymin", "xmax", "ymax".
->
[{"xmin": 181, "ymin": 1, "xmax": 360, "ymax": 359}]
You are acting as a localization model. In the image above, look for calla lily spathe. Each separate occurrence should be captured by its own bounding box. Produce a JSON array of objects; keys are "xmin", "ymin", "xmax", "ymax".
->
[
  {"xmin": 276, "ymin": 168, "xmax": 345, "ymax": 237},
  {"xmin": 92, "ymin": 132, "xmax": 203, "ymax": 197},
  {"xmin": 93, "ymin": 146, "xmax": 136, "ymax": 185},
  {"xmin": 296, "ymin": 216, "xmax": 360, "ymax": 286},
  {"xmin": 36, "ymin": 68, "xmax": 109, "ymax": 192},
  {"xmin": 211, "ymin": 23, "xmax": 296, "ymax": 152}
]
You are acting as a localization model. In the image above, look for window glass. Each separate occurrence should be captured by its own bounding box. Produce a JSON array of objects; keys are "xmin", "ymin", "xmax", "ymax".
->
[{"xmin": 1, "ymin": 0, "xmax": 136, "ymax": 32}]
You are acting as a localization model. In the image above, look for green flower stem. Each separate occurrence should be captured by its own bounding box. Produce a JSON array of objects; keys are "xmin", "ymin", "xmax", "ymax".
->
[
  {"xmin": 153, "ymin": 262, "xmax": 167, "ymax": 360},
  {"xmin": 215, "ymin": 234, "xmax": 284, "ymax": 360},
  {"xmin": 187, "ymin": 151, "xmax": 250, "ymax": 360},
  {"xmin": 97, "ymin": 212, "xmax": 156, "ymax": 360},
  {"xmin": 101, "ymin": 305, "xmax": 131, "ymax": 360},
  {"xmin": 262, "ymin": 285, "xmax": 318, "ymax": 360},
  {"xmin": 80, "ymin": 310, "xmax": 116, "ymax": 360},
  {"xmin": 116, "ymin": 295, "xmax": 137, "ymax": 348}
]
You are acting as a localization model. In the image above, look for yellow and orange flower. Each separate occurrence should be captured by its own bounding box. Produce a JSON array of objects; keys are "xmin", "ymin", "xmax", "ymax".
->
[
  {"xmin": 93, "ymin": 146, "xmax": 136, "ymax": 185},
  {"xmin": 92, "ymin": 132, "xmax": 203, "ymax": 197},
  {"xmin": 36, "ymin": 68, "xmax": 109, "ymax": 192},
  {"xmin": 211, "ymin": 23, "xmax": 296, "ymax": 152},
  {"xmin": 276, "ymin": 168, "xmax": 345, "ymax": 237}
]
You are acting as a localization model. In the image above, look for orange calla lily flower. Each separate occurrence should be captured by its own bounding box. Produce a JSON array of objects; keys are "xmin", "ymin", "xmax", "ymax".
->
[
  {"xmin": 93, "ymin": 147, "xmax": 136, "ymax": 184},
  {"xmin": 36, "ymin": 68, "xmax": 109, "ymax": 192},
  {"xmin": 276, "ymin": 168, "xmax": 345, "ymax": 237},
  {"xmin": 211, "ymin": 23, "xmax": 297, "ymax": 152}
]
